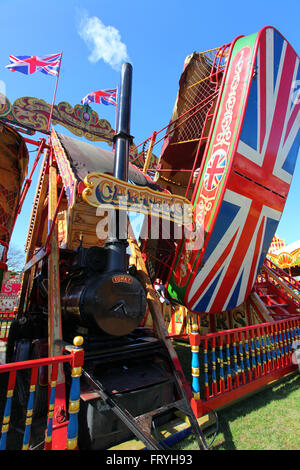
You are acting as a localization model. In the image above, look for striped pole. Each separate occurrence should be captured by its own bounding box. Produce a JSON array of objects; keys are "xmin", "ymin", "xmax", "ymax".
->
[
  {"xmin": 264, "ymin": 326, "xmax": 272, "ymax": 372},
  {"xmin": 190, "ymin": 324, "xmax": 201, "ymax": 400},
  {"xmin": 22, "ymin": 367, "xmax": 39, "ymax": 450},
  {"xmin": 0, "ymin": 371, "xmax": 16, "ymax": 450},
  {"xmin": 218, "ymin": 336, "xmax": 225, "ymax": 393},
  {"xmin": 273, "ymin": 324, "xmax": 282, "ymax": 368},
  {"xmin": 278, "ymin": 324, "xmax": 285, "ymax": 366},
  {"xmin": 286, "ymin": 321, "xmax": 292, "ymax": 355},
  {"xmin": 260, "ymin": 327, "xmax": 267, "ymax": 375},
  {"xmin": 232, "ymin": 333, "xmax": 239, "ymax": 388},
  {"xmin": 66, "ymin": 337, "xmax": 84, "ymax": 450},
  {"xmin": 281, "ymin": 324, "xmax": 289, "ymax": 366},
  {"xmin": 225, "ymin": 334, "xmax": 233, "ymax": 391},
  {"xmin": 211, "ymin": 337, "xmax": 217, "ymax": 396},
  {"xmin": 249, "ymin": 329, "xmax": 257, "ymax": 379},
  {"xmin": 269, "ymin": 325, "xmax": 277, "ymax": 369},
  {"xmin": 44, "ymin": 363, "xmax": 59, "ymax": 450},
  {"xmin": 244, "ymin": 330, "xmax": 252, "ymax": 381},
  {"xmin": 203, "ymin": 338, "xmax": 209, "ymax": 400},
  {"xmin": 238, "ymin": 332, "xmax": 246, "ymax": 385},
  {"xmin": 255, "ymin": 329, "xmax": 262, "ymax": 377}
]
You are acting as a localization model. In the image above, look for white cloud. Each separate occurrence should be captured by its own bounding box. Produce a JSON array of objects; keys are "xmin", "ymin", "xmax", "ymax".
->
[{"xmin": 78, "ymin": 11, "xmax": 129, "ymax": 71}]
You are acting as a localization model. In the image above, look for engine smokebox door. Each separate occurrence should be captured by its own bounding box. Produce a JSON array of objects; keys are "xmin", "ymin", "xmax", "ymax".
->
[{"xmin": 81, "ymin": 273, "xmax": 147, "ymax": 336}]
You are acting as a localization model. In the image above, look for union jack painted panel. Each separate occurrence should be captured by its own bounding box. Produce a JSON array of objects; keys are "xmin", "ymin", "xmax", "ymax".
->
[
  {"xmin": 203, "ymin": 149, "xmax": 227, "ymax": 191},
  {"xmin": 167, "ymin": 27, "xmax": 300, "ymax": 314}
]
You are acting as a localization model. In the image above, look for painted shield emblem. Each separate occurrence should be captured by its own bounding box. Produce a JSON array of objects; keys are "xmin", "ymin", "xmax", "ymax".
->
[{"xmin": 203, "ymin": 149, "xmax": 227, "ymax": 191}]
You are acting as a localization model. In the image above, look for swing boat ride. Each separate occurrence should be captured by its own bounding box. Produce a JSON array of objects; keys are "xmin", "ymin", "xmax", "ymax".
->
[{"xmin": 0, "ymin": 25, "xmax": 299, "ymax": 451}]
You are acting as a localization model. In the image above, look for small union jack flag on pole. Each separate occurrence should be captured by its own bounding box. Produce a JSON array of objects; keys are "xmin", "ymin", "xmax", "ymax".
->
[
  {"xmin": 5, "ymin": 53, "xmax": 62, "ymax": 76},
  {"xmin": 81, "ymin": 89, "xmax": 117, "ymax": 106}
]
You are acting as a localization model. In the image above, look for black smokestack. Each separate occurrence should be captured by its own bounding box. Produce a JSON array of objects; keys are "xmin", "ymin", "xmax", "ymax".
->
[
  {"xmin": 113, "ymin": 62, "xmax": 133, "ymax": 182},
  {"xmin": 106, "ymin": 62, "xmax": 133, "ymax": 272}
]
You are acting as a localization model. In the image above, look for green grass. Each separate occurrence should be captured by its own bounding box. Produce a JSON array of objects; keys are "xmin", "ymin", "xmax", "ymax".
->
[{"xmin": 173, "ymin": 341, "xmax": 300, "ymax": 450}]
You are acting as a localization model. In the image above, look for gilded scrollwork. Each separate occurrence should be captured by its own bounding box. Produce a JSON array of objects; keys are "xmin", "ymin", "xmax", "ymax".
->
[{"xmin": 0, "ymin": 95, "xmax": 115, "ymax": 144}]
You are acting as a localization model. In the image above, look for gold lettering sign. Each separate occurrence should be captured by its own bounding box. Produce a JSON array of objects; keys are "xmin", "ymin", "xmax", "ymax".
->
[
  {"xmin": 83, "ymin": 172, "xmax": 194, "ymax": 225},
  {"xmin": 112, "ymin": 275, "xmax": 132, "ymax": 284}
]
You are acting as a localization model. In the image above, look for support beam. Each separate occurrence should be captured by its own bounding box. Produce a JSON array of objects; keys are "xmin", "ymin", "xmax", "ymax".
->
[{"xmin": 47, "ymin": 153, "xmax": 64, "ymax": 372}]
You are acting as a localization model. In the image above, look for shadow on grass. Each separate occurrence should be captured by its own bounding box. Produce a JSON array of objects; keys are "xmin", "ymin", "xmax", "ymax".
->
[{"xmin": 213, "ymin": 373, "xmax": 300, "ymax": 450}]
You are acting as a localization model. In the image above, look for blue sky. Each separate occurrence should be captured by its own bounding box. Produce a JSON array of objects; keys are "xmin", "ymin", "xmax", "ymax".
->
[{"xmin": 1, "ymin": 0, "xmax": 299, "ymax": 254}]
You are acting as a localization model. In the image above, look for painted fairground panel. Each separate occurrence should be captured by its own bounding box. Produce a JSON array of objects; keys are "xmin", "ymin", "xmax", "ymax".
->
[
  {"xmin": 0, "ymin": 95, "xmax": 115, "ymax": 144},
  {"xmin": 0, "ymin": 271, "xmax": 22, "ymax": 312},
  {"xmin": 24, "ymin": 128, "xmax": 171, "ymax": 258},
  {"xmin": 24, "ymin": 129, "xmax": 109, "ymax": 255},
  {"xmin": 166, "ymin": 27, "xmax": 300, "ymax": 314},
  {"xmin": 267, "ymin": 237, "xmax": 300, "ymax": 270},
  {"xmin": 0, "ymin": 94, "xmax": 158, "ymax": 171},
  {"xmin": 143, "ymin": 297, "xmax": 265, "ymax": 337},
  {"xmin": 0, "ymin": 271, "xmax": 22, "ymax": 341}
]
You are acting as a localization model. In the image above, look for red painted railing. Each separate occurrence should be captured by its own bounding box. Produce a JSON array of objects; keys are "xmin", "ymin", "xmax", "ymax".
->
[
  {"xmin": 257, "ymin": 267, "xmax": 300, "ymax": 313},
  {"xmin": 264, "ymin": 259, "xmax": 300, "ymax": 292},
  {"xmin": 262, "ymin": 261, "xmax": 300, "ymax": 305},
  {"xmin": 0, "ymin": 337, "xmax": 84, "ymax": 450},
  {"xmin": 189, "ymin": 317, "xmax": 300, "ymax": 417}
]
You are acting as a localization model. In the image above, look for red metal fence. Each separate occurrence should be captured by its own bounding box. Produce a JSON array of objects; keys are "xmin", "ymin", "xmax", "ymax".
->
[
  {"xmin": 1, "ymin": 317, "xmax": 299, "ymax": 449},
  {"xmin": 264, "ymin": 259, "xmax": 300, "ymax": 293},
  {"xmin": 189, "ymin": 317, "xmax": 300, "ymax": 417},
  {"xmin": 0, "ymin": 337, "xmax": 84, "ymax": 450},
  {"xmin": 261, "ymin": 261, "xmax": 300, "ymax": 309}
]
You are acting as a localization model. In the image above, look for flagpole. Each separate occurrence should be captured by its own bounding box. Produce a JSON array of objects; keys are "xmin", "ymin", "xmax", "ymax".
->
[
  {"xmin": 113, "ymin": 84, "xmax": 119, "ymax": 151},
  {"xmin": 47, "ymin": 52, "xmax": 63, "ymax": 132}
]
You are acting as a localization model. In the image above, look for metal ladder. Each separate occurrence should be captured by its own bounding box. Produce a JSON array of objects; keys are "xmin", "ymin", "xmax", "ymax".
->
[
  {"xmin": 82, "ymin": 360, "xmax": 208, "ymax": 451},
  {"xmin": 120, "ymin": 231, "xmax": 210, "ymax": 450}
]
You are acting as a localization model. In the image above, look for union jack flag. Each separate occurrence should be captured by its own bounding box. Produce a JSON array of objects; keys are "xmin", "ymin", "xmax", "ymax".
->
[
  {"xmin": 186, "ymin": 28, "xmax": 300, "ymax": 313},
  {"xmin": 81, "ymin": 89, "xmax": 117, "ymax": 106},
  {"xmin": 203, "ymin": 149, "xmax": 227, "ymax": 191},
  {"xmin": 5, "ymin": 53, "xmax": 62, "ymax": 76}
]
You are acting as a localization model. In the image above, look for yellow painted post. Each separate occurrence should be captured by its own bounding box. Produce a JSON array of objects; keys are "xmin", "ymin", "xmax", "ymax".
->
[
  {"xmin": 143, "ymin": 131, "xmax": 157, "ymax": 174},
  {"xmin": 48, "ymin": 155, "xmax": 64, "ymax": 364},
  {"xmin": 47, "ymin": 151, "xmax": 66, "ymax": 435}
]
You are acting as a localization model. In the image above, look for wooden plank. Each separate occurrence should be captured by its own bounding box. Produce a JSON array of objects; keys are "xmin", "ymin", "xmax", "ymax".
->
[
  {"xmin": 67, "ymin": 200, "xmax": 108, "ymax": 250},
  {"xmin": 127, "ymin": 224, "xmax": 191, "ymax": 396},
  {"xmin": 22, "ymin": 247, "xmax": 48, "ymax": 272},
  {"xmin": 47, "ymin": 161, "xmax": 64, "ymax": 384},
  {"xmin": 249, "ymin": 292, "xmax": 274, "ymax": 322}
]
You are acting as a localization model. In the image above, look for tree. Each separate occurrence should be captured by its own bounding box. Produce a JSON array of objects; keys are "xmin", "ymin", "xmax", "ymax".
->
[{"xmin": 6, "ymin": 244, "xmax": 25, "ymax": 272}]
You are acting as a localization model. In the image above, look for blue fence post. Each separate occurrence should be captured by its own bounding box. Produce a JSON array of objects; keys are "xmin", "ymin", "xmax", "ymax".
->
[
  {"xmin": 190, "ymin": 324, "xmax": 201, "ymax": 400},
  {"xmin": 0, "ymin": 371, "xmax": 16, "ymax": 450},
  {"xmin": 44, "ymin": 363, "xmax": 59, "ymax": 450},
  {"xmin": 22, "ymin": 367, "xmax": 39, "ymax": 450},
  {"xmin": 66, "ymin": 336, "xmax": 84, "ymax": 450}
]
